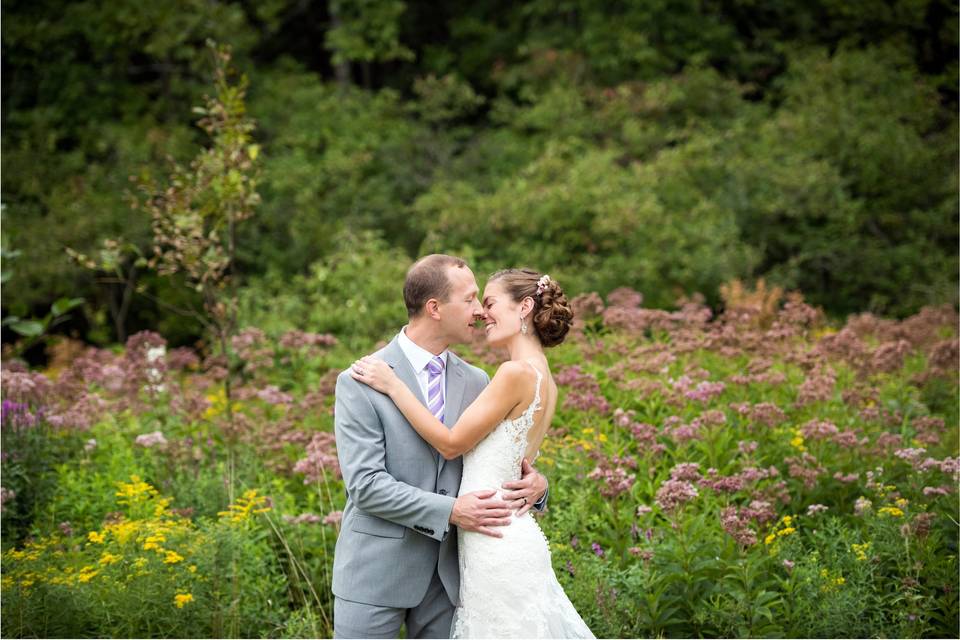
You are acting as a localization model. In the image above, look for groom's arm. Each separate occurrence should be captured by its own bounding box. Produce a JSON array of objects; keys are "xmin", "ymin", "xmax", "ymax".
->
[{"xmin": 334, "ymin": 371, "xmax": 454, "ymax": 542}]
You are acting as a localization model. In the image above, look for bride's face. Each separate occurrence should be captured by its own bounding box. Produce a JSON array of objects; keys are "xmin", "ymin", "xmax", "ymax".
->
[{"xmin": 481, "ymin": 280, "xmax": 522, "ymax": 347}]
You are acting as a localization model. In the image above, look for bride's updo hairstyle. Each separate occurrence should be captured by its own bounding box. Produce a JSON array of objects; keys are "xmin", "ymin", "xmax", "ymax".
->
[{"xmin": 488, "ymin": 268, "xmax": 574, "ymax": 347}]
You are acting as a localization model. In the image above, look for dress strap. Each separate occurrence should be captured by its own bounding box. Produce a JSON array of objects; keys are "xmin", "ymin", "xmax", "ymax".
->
[{"xmin": 522, "ymin": 359, "xmax": 543, "ymax": 419}]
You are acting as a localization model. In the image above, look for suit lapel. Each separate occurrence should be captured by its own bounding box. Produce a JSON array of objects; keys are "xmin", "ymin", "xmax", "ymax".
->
[
  {"xmin": 383, "ymin": 337, "xmax": 449, "ymax": 473},
  {"xmin": 381, "ymin": 338, "xmax": 426, "ymax": 405},
  {"xmin": 438, "ymin": 353, "xmax": 466, "ymax": 476}
]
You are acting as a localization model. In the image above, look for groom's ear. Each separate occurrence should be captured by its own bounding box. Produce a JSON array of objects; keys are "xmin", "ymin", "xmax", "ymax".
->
[{"xmin": 425, "ymin": 298, "xmax": 442, "ymax": 319}]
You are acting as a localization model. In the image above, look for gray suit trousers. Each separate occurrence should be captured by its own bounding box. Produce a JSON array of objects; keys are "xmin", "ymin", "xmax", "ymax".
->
[{"xmin": 334, "ymin": 570, "xmax": 453, "ymax": 638}]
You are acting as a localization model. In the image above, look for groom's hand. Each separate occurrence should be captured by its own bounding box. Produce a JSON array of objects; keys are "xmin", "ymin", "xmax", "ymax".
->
[
  {"xmin": 501, "ymin": 458, "xmax": 548, "ymax": 516},
  {"xmin": 450, "ymin": 490, "xmax": 512, "ymax": 538}
]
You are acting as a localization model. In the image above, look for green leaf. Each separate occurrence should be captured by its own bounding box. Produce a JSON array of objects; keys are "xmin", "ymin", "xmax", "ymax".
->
[
  {"xmin": 51, "ymin": 297, "xmax": 84, "ymax": 317},
  {"xmin": 10, "ymin": 320, "xmax": 44, "ymax": 337}
]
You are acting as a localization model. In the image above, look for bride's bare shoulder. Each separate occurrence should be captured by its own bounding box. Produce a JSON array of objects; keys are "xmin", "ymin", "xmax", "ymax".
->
[{"xmin": 492, "ymin": 360, "xmax": 531, "ymax": 381}]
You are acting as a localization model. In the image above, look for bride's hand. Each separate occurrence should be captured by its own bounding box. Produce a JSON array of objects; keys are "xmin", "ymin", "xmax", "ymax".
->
[{"xmin": 350, "ymin": 356, "xmax": 400, "ymax": 396}]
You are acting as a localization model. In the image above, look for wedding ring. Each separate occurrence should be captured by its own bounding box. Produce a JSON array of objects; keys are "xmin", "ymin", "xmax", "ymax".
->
[{"xmin": 521, "ymin": 497, "xmax": 527, "ymax": 506}]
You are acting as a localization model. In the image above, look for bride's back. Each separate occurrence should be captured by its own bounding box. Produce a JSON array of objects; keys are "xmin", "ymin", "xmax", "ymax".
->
[{"xmin": 511, "ymin": 359, "xmax": 556, "ymax": 461}]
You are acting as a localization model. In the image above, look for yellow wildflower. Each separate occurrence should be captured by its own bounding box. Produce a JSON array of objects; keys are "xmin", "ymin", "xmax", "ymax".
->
[
  {"xmin": 188, "ymin": 565, "xmax": 197, "ymax": 573},
  {"xmin": 781, "ymin": 515, "xmax": 793, "ymax": 526},
  {"xmin": 851, "ymin": 542, "xmax": 871, "ymax": 561},
  {"xmin": 764, "ymin": 533, "xmax": 777, "ymax": 545},
  {"xmin": 204, "ymin": 388, "xmax": 228, "ymax": 419},
  {"xmin": 598, "ymin": 433, "xmax": 608, "ymax": 443},
  {"xmin": 818, "ymin": 568, "xmax": 846, "ymax": 592},
  {"xmin": 154, "ymin": 497, "xmax": 172, "ymax": 517},
  {"xmin": 88, "ymin": 531, "xmax": 106, "ymax": 544},
  {"xmin": 143, "ymin": 533, "xmax": 167, "ymax": 551},
  {"xmin": 790, "ymin": 434, "xmax": 806, "ymax": 451},
  {"xmin": 777, "ymin": 527, "xmax": 796, "ymax": 537},
  {"xmin": 106, "ymin": 520, "xmax": 138, "ymax": 545},
  {"xmin": 78, "ymin": 566, "xmax": 99, "ymax": 583},
  {"xmin": 581, "ymin": 428, "xmax": 595, "ymax": 435},
  {"xmin": 174, "ymin": 593, "xmax": 194, "ymax": 608},
  {"xmin": 895, "ymin": 498, "xmax": 909, "ymax": 508},
  {"xmin": 164, "ymin": 550, "xmax": 185, "ymax": 564},
  {"xmin": 115, "ymin": 475, "xmax": 159, "ymax": 505},
  {"xmin": 218, "ymin": 489, "xmax": 272, "ymax": 524},
  {"xmin": 98, "ymin": 552, "xmax": 122, "ymax": 566},
  {"xmin": 878, "ymin": 506, "xmax": 904, "ymax": 518}
]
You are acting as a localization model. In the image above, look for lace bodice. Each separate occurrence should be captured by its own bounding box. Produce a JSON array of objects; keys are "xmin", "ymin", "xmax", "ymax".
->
[{"xmin": 459, "ymin": 364, "xmax": 542, "ymax": 495}]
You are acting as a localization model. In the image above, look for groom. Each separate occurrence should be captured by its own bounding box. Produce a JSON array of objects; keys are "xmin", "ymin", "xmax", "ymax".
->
[{"xmin": 332, "ymin": 254, "xmax": 549, "ymax": 638}]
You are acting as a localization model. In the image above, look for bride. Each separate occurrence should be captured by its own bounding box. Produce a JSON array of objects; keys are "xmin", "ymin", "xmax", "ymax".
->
[{"xmin": 351, "ymin": 268, "xmax": 595, "ymax": 639}]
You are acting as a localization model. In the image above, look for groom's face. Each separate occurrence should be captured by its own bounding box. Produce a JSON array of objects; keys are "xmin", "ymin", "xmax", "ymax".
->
[{"xmin": 437, "ymin": 266, "xmax": 483, "ymax": 345}]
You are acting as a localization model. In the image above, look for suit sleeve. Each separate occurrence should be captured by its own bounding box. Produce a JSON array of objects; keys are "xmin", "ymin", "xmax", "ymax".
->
[
  {"xmin": 532, "ymin": 486, "xmax": 549, "ymax": 512},
  {"xmin": 334, "ymin": 371, "xmax": 455, "ymax": 541}
]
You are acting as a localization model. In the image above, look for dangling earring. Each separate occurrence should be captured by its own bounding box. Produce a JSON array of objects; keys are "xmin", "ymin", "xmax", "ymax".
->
[{"xmin": 520, "ymin": 315, "xmax": 528, "ymax": 335}]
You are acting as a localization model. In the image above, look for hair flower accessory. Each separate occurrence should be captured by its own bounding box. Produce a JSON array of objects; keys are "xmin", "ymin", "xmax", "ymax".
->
[{"xmin": 536, "ymin": 275, "xmax": 552, "ymax": 295}]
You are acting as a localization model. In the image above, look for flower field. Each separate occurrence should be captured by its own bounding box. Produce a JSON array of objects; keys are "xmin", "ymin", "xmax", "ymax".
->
[{"xmin": 2, "ymin": 289, "xmax": 958, "ymax": 638}]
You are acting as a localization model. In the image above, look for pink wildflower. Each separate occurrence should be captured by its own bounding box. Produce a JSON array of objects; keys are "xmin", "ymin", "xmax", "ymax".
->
[
  {"xmin": 256, "ymin": 385, "xmax": 294, "ymax": 405},
  {"xmin": 720, "ymin": 506, "xmax": 758, "ymax": 546},
  {"xmin": 833, "ymin": 472, "xmax": 859, "ymax": 483},
  {"xmin": 135, "ymin": 431, "xmax": 168, "ymax": 448},
  {"xmin": 669, "ymin": 463, "xmax": 702, "ymax": 482},
  {"xmin": 655, "ymin": 479, "xmax": 699, "ymax": 511},
  {"xmin": 0, "ymin": 487, "xmax": 15, "ymax": 513},
  {"xmin": 738, "ymin": 440, "xmax": 759, "ymax": 455},
  {"xmin": 293, "ymin": 432, "xmax": 341, "ymax": 482}
]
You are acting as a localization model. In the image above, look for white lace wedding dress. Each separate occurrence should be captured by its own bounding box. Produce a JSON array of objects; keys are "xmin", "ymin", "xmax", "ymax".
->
[{"xmin": 451, "ymin": 363, "xmax": 595, "ymax": 639}]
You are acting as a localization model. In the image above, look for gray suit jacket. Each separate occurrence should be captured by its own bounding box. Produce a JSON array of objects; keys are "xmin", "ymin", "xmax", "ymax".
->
[{"xmin": 332, "ymin": 336, "xmax": 490, "ymax": 608}]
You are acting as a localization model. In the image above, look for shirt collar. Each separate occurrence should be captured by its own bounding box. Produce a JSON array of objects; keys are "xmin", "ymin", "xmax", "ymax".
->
[{"xmin": 397, "ymin": 326, "xmax": 448, "ymax": 373}]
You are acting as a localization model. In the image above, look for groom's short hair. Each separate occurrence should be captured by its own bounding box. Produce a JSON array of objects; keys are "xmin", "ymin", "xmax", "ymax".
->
[{"xmin": 404, "ymin": 254, "xmax": 467, "ymax": 318}]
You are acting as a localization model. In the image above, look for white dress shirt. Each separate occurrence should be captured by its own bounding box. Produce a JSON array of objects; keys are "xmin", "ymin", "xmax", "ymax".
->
[{"xmin": 397, "ymin": 326, "xmax": 448, "ymax": 402}]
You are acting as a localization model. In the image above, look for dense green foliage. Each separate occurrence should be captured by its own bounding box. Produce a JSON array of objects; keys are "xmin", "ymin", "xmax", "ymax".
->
[{"xmin": 2, "ymin": 0, "xmax": 957, "ymax": 350}]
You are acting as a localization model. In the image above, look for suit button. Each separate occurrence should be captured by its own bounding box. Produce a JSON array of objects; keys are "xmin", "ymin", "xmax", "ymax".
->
[{"xmin": 438, "ymin": 489, "xmax": 448, "ymax": 495}]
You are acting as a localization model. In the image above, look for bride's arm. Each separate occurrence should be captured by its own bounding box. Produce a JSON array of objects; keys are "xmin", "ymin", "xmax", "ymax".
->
[{"xmin": 351, "ymin": 357, "xmax": 527, "ymax": 460}]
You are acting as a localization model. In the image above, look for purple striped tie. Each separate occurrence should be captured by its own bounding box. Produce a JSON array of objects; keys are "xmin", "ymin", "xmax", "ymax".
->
[{"xmin": 426, "ymin": 355, "xmax": 445, "ymax": 423}]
